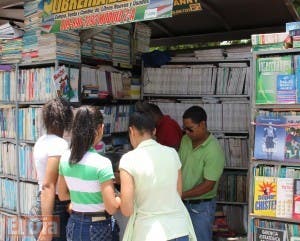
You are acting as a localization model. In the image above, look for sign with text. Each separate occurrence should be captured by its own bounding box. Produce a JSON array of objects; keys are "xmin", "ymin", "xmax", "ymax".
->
[
  {"xmin": 7, "ymin": 215, "xmax": 60, "ymax": 238},
  {"xmin": 173, "ymin": 0, "xmax": 202, "ymax": 15},
  {"xmin": 255, "ymin": 227, "xmax": 287, "ymax": 241},
  {"xmin": 42, "ymin": 0, "xmax": 173, "ymax": 33}
]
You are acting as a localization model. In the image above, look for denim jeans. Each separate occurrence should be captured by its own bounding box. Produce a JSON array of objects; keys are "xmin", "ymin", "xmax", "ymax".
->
[
  {"xmin": 66, "ymin": 213, "xmax": 114, "ymax": 241},
  {"xmin": 184, "ymin": 198, "xmax": 216, "ymax": 241},
  {"xmin": 29, "ymin": 193, "xmax": 70, "ymax": 241},
  {"xmin": 168, "ymin": 235, "xmax": 189, "ymax": 241}
]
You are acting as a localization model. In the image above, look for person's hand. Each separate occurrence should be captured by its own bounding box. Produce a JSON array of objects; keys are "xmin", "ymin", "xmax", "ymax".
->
[
  {"xmin": 37, "ymin": 225, "xmax": 53, "ymax": 241},
  {"xmin": 66, "ymin": 202, "xmax": 72, "ymax": 214},
  {"xmin": 115, "ymin": 196, "xmax": 121, "ymax": 208}
]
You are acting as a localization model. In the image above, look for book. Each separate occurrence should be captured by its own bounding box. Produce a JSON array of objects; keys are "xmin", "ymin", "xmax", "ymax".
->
[
  {"xmin": 53, "ymin": 65, "xmax": 74, "ymax": 101},
  {"xmin": 285, "ymin": 116, "xmax": 300, "ymax": 162},
  {"xmin": 293, "ymin": 179, "xmax": 300, "ymax": 219},
  {"xmin": 256, "ymin": 56, "xmax": 293, "ymax": 104},
  {"xmin": 254, "ymin": 115, "xmax": 286, "ymax": 161},
  {"xmin": 276, "ymin": 178, "xmax": 293, "ymax": 218},
  {"xmin": 291, "ymin": 237, "xmax": 300, "ymax": 241},
  {"xmin": 276, "ymin": 74, "xmax": 296, "ymax": 104},
  {"xmin": 255, "ymin": 227, "xmax": 287, "ymax": 241},
  {"xmin": 253, "ymin": 176, "xmax": 277, "ymax": 217}
]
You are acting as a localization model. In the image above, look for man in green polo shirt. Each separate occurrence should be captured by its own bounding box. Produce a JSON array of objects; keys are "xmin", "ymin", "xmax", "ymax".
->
[{"xmin": 179, "ymin": 105, "xmax": 225, "ymax": 241}]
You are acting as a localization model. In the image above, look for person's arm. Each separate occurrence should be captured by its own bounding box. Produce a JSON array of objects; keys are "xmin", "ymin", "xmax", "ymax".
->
[
  {"xmin": 181, "ymin": 179, "xmax": 216, "ymax": 200},
  {"xmin": 119, "ymin": 169, "xmax": 135, "ymax": 217},
  {"xmin": 57, "ymin": 175, "xmax": 70, "ymax": 201},
  {"xmin": 101, "ymin": 179, "xmax": 121, "ymax": 215},
  {"xmin": 177, "ymin": 169, "xmax": 182, "ymax": 197},
  {"xmin": 38, "ymin": 156, "xmax": 60, "ymax": 241}
]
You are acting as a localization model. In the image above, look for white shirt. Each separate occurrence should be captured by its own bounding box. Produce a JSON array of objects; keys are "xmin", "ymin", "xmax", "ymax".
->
[{"xmin": 33, "ymin": 134, "xmax": 68, "ymax": 191}]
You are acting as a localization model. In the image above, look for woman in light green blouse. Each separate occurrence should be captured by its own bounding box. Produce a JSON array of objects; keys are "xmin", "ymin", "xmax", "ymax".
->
[{"xmin": 119, "ymin": 109, "xmax": 196, "ymax": 241}]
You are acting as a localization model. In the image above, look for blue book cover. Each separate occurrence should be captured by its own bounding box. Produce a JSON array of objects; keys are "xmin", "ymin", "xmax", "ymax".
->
[
  {"xmin": 254, "ymin": 115, "xmax": 286, "ymax": 161},
  {"xmin": 277, "ymin": 74, "xmax": 296, "ymax": 104}
]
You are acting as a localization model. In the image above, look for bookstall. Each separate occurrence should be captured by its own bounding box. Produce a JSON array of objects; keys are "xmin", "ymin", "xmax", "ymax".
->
[{"xmin": 0, "ymin": 0, "xmax": 300, "ymax": 241}]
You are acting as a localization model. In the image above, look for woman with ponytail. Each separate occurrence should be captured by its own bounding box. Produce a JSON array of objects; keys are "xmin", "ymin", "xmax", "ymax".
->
[
  {"xmin": 58, "ymin": 106, "xmax": 120, "ymax": 241},
  {"xmin": 119, "ymin": 109, "xmax": 196, "ymax": 241}
]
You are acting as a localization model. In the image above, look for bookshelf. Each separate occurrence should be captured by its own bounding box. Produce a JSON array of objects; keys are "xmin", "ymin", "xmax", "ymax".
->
[
  {"xmin": 248, "ymin": 49, "xmax": 300, "ymax": 241},
  {"xmin": 141, "ymin": 47, "xmax": 252, "ymax": 236},
  {"xmin": 0, "ymin": 60, "xmax": 81, "ymax": 240}
]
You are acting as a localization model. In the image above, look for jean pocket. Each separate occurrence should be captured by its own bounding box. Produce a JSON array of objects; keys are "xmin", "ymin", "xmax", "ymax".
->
[
  {"xmin": 190, "ymin": 202, "xmax": 213, "ymax": 217},
  {"xmin": 89, "ymin": 221, "xmax": 112, "ymax": 241},
  {"xmin": 66, "ymin": 222, "xmax": 75, "ymax": 241}
]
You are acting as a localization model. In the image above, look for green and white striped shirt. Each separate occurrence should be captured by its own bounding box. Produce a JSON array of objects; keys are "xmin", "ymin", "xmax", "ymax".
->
[{"xmin": 59, "ymin": 148, "xmax": 114, "ymax": 212}]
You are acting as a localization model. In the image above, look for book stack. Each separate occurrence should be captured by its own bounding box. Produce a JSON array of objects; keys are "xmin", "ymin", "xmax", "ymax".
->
[
  {"xmin": 112, "ymin": 26, "xmax": 131, "ymax": 67},
  {"xmin": 251, "ymin": 32, "xmax": 290, "ymax": 51},
  {"xmin": 92, "ymin": 27, "xmax": 112, "ymax": 61},
  {"xmin": 81, "ymin": 39, "xmax": 93, "ymax": 58},
  {"xmin": 22, "ymin": 0, "xmax": 41, "ymax": 62},
  {"xmin": 133, "ymin": 22, "xmax": 151, "ymax": 61},
  {"xmin": 0, "ymin": 22, "xmax": 24, "ymax": 40},
  {"xmin": 225, "ymin": 46, "xmax": 252, "ymax": 59},
  {"xmin": 194, "ymin": 48, "xmax": 224, "ymax": 60},
  {"xmin": 56, "ymin": 31, "xmax": 81, "ymax": 62},
  {"xmin": 0, "ymin": 38, "xmax": 22, "ymax": 63}
]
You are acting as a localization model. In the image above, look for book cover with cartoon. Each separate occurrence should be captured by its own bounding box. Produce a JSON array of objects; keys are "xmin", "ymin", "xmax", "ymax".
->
[{"xmin": 254, "ymin": 115, "xmax": 286, "ymax": 161}]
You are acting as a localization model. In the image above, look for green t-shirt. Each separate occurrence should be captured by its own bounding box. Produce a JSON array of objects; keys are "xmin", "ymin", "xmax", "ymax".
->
[
  {"xmin": 59, "ymin": 148, "xmax": 114, "ymax": 212},
  {"xmin": 179, "ymin": 134, "xmax": 225, "ymax": 200}
]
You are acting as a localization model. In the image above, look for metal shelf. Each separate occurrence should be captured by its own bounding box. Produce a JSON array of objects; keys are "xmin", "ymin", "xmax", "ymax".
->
[
  {"xmin": 0, "ymin": 101, "xmax": 16, "ymax": 105},
  {"xmin": 143, "ymin": 93, "xmax": 250, "ymax": 98},
  {"xmin": 18, "ymin": 139, "xmax": 36, "ymax": 144},
  {"xmin": 250, "ymin": 159, "xmax": 300, "ymax": 167},
  {"xmin": 19, "ymin": 177, "xmax": 38, "ymax": 184},
  {"xmin": 249, "ymin": 213, "xmax": 300, "ymax": 224},
  {"xmin": 17, "ymin": 101, "xmax": 46, "ymax": 105},
  {"xmin": 217, "ymin": 201, "xmax": 248, "ymax": 205},
  {"xmin": 0, "ymin": 174, "xmax": 18, "ymax": 181},
  {"xmin": 0, "ymin": 208, "xmax": 18, "ymax": 215},
  {"xmin": 254, "ymin": 104, "xmax": 300, "ymax": 110},
  {"xmin": 18, "ymin": 59, "xmax": 81, "ymax": 67},
  {"xmin": 170, "ymin": 57, "xmax": 251, "ymax": 63},
  {"xmin": 224, "ymin": 166, "xmax": 248, "ymax": 170},
  {"xmin": 253, "ymin": 49, "xmax": 300, "ymax": 56},
  {"xmin": 0, "ymin": 138, "xmax": 16, "ymax": 143}
]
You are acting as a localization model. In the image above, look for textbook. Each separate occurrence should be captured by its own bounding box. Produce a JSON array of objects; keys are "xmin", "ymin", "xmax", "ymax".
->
[{"xmin": 256, "ymin": 56, "xmax": 293, "ymax": 104}]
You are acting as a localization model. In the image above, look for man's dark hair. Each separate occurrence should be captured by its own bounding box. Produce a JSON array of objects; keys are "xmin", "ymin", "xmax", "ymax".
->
[
  {"xmin": 42, "ymin": 97, "xmax": 73, "ymax": 135},
  {"xmin": 70, "ymin": 105, "xmax": 103, "ymax": 164},
  {"xmin": 148, "ymin": 103, "xmax": 163, "ymax": 116},
  {"xmin": 135, "ymin": 101, "xmax": 162, "ymax": 117},
  {"xmin": 183, "ymin": 106, "xmax": 207, "ymax": 124}
]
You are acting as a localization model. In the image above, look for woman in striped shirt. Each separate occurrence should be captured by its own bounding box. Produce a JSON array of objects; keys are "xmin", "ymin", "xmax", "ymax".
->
[{"xmin": 58, "ymin": 106, "xmax": 120, "ymax": 241}]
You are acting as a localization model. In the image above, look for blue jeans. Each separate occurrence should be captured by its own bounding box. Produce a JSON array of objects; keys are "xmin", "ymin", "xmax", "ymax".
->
[
  {"xmin": 168, "ymin": 235, "xmax": 189, "ymax": 241},
  {"xmin": 184, "ymin": 198, "xmax": 216, "ymax": 241},
  {"xmin": 66, "ymin": 213, "xmax": 114, "ymax": 241}
]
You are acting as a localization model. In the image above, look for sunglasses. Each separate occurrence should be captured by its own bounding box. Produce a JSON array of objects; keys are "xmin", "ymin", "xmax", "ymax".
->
[{"xmin": 183, "ymin": 125, "xmax": 198, "ymax": 133}]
